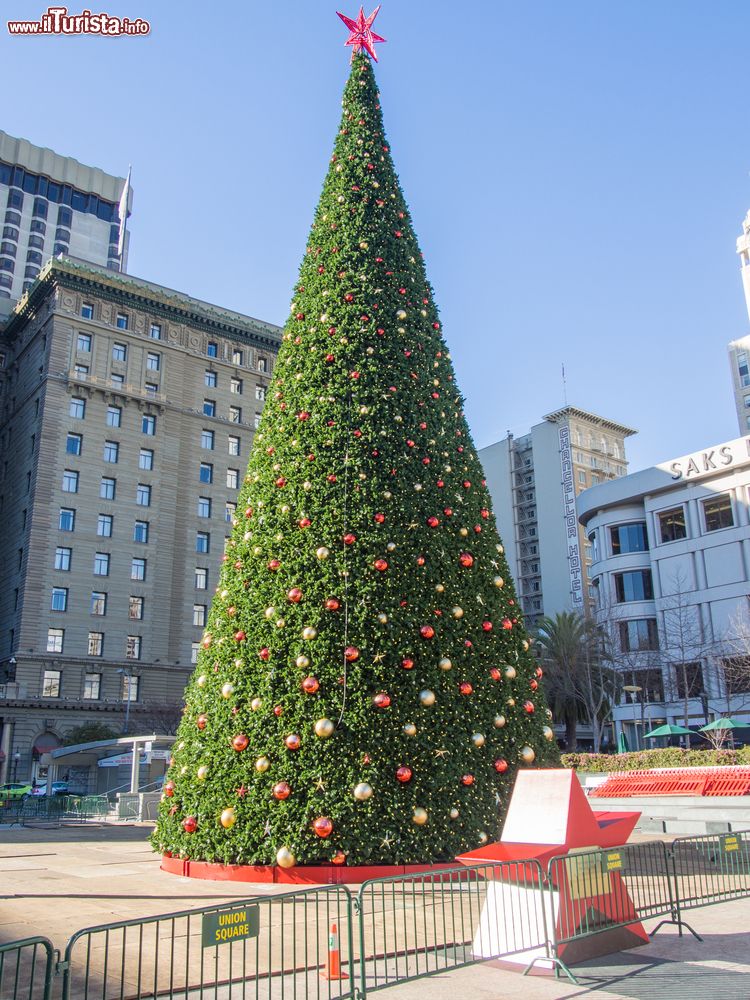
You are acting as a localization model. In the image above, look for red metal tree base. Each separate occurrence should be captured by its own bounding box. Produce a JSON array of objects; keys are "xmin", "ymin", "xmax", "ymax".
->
[{"xmin": 161, "ymin": 854, "xmax": 458, "ymax": 885}]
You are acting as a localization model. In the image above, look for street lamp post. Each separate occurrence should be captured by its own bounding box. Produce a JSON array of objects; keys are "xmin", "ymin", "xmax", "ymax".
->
[
  {"xmin": 623, "ymin": 685, "xmax": 644, "ymax": 749},
  {"xmin": 117, "ymin": 667, "xmax": 132, "ymax": 735},
  {"xmin": 12, "ymin": 748, "xmax": 20, "ymax": 783}
]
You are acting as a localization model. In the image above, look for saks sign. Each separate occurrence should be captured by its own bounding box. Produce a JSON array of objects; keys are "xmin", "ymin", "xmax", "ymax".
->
[{"xmin": 664, "ymin": 437, "xmax": 750, "ymax": 481}]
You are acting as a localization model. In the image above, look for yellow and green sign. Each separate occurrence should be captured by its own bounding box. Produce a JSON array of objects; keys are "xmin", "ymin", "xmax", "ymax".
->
[{"xmin": 202, "ymin": 905, "xmax": 259, "ymax": 948}]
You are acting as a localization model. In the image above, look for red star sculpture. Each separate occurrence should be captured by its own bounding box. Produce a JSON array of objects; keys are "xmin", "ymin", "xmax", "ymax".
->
[{"xmin": 337, "ymin": 6, "xmax": 386, "ymax": 62}]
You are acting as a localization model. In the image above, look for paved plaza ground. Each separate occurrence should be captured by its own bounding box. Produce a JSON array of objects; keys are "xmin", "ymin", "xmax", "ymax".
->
[{"xmin": 1, "ymin": 820, "xmax": 749, "ymax": 999}]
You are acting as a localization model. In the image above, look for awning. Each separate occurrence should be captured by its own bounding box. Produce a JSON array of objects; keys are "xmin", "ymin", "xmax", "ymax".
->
[{"xmin": 33, "ymin": 734, "xmax": 61, "ymax": 755}]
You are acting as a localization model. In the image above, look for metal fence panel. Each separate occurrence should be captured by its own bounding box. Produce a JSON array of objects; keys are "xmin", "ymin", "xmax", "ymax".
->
[
  {"xmin": 356, "ymin": 861, "xmax": 550, "ymax": 995},
  {"xmin": 669, "ymin": 830, "xmax": 750, "ymax": 912},
  {"xmin": 0, "ymin": 937, "xmax": 55, "ymax": 1000},
  {"xmin": 61, "ymin": 885, "xmax": 354, "ymax": 1000}
]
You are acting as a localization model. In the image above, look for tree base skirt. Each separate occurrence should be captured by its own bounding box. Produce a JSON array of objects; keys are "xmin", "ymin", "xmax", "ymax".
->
[{"xmin": 161, "ymin": 854, "xmax": 460, "ymax": 885}]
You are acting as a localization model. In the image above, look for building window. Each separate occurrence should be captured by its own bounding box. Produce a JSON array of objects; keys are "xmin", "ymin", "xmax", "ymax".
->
[
  {"xmin": 66, "ymin": 433, "xmax": 82, "ymax": 455},
  {"xmin": 207, "ymin": 341, "xmax": 218, "ymax": 358},
  {"xmin": 62, "ymin": 469, "xmax": 79, "ymax": 493},
  {"xmin": 149, "ymin": 323, "xmax": 162, "ymax": 340},
  {"xmin": 618, "ymin": 618, "xmax": 659, "ymax": 652},
  {"xmin": 225, "ymin": 501, "xmax": 237, "ymax": 523},
  {"xmin": 125, "ymin": 636, "xmax": 141, "ymax": 661},
  {"xmin": 87, "ymin": 632, "xmax": 104, "ymax": 657},
  {"xmin": 193, "ymin": 604, "xmax": 206, "ymax": 627},
  {"xmin": 199, "ymin": 462, "xmax": 213, "ymax": 484},
  {"xmin": 122, "ymin": 672, "xmax": 140, "ymax": 698},
  {"xmin": 76, "ymin": 332, "xmax": 92, "ymax": 352},
  {"xmin": 145, "ymin": 383, "xmax": 158, "ymax": 395},
  {"xmin": 197, "ymin": 496, "xmax": 211, "ymax": 518},
  {"xmin": 96, "ymin": 514, "xmax": 113, "ymax": 537},
  {"xmin": 191, "ymin": 642, "xmax": 200, "ymax": 664},
  {"xmin": 258, "ymin": 357, "xmax": 267, "ymax": 372},
  {"xmin": 42, "ymin": 667, "xmax": 62, "ymax": 695},
  {"xmin": 703, "ymin": 495, "xmax": 733, "ymax": 532},
  {"xmin": 674, "ymin": 662, "xmax": 704, "ymax": 700},
  {"xmin": 46, "ymin": 630, "xmax": 64, "ymax": 655},
  {"xmin": 614, "ymin": 570, "xmax": 653, "ymax": 603},
  {"xmin": 226, "ymin": 468, "xmax": 239, "ymax": 489},
  {"xmin": 51, "ymin": 587, "xmax": 68, "ymax": 612},
  {"xmin": 133, "ymin": 521, "xmax": 149, "ymax": 544},
  {"xmin": 146, "ymin": 352, "xmax": 160, "ymax": 371},
  {"xmin": 230, "ymin": 377, "xmax": 243, "ymax": 395},
  {"xmin": 205, "ymin": 370, "xmax": 217, "ymax": 388},
  {"xmin": 69, "ymin": 397, "xmax": 86, "ymax": 419},
  {"xmin": 196, "ymin": 531, "xmax": 210, "ymax": 554},
  {"xmin": 610, "ymin": 523, "xmax": 648, "ymax": 555},
  {"xmin": 136, "ymin": 484, "xmax": 151, "ymax": 506},
  {"xmin": 75, "ymin": 364, "xmax": 89, "ymax": 377},
  {"xmin": 59, "ymin": 508, "xmax": 75, "ymax": 531},
  {"xmin": 129, "ymin": 596, "xmax": 144, "ymax": 620},
  {"xmin": 83, "ymin": 672, "xmax": 101, "ymax": 699},
  {"xmin": 195, "ymin": 567, "xmax": 208, "ymax": 590},
  {"xmin": 203, "ymin": 399, "xmax": 216, "ymax": 417},
  {"xmin": 111, "ymin": 373, "xmax": 124, "ymax": 386},
  {"xmin": 623, "ymin": 668, "xmax": 664, "ymax": 704},
  {"xmin": 112, "ymin": 342, "xmax": 127, "ymax": 361},
  {"xmin": 201, "ymin": 429, "xmax": 214, "ymax": 450},
  {"xmin": 94, "ymin": 552, "xmax": 110, "ymax": 576},
  {"xmin": 254, "ymin": 413, "xmax": 261, "ymax": 429},
  {"xmin": 577, "ymin": 470, "xmax": 586, "ymax": 484},
  {"xmin": 54, "ymin": 546, "xmax": 71, "ymax": 571},
  {"xmin": 100, "ymin": 478, "xmax": 116, "ymax": 501},
  {"xmin": 255, "ymin": 385, "xmax": 266, "ymax": 401},
  {"xmin": 81, "ymin": 303, "xmax": 94, "ymax": 319},
  {"xmin": 91, "ymin": 591, "xmax": 107, "ymax": 616},
  {"xmin": 131, "ymin": 557, "xmax": 146, "ymax": 581},
  {"xmin": 658, "ymin": 507, "xmax": 687, "ymax": 543},
  {"xmin": 115, "ymin": 314, "xmax": 128, "ymax": 331},
  {"xmin": 232, "ymin": 348, "xmax": 243, "ymax": 365},
  {"xmin": 142, "ymin": 415, "xmax": 156, "ymax": 435},
  {"xmin": 228, "ymin": 435, "xmax": 240, "ymax": 456},
  {"xmin": 139, "ymin": 448, "xmax": 154, "ymax": 471},
  {"xmin": 105, "ymin": 406, "xmax": 122, "ymax": 429},
  {"xmin": 103, "ymin": 440, "xmax": 119, "ymax": 463},
  {"xmin": 229, "ymin": 406, "xmax": 241, "ymax": 423}
]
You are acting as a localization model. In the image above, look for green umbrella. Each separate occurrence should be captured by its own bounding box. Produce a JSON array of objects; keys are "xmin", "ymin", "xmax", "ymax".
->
[
  {"xmin": 644, "ymin": 724, "xmax": 695, "ymax": 739},
  {"xmin": 617, "ymin": 731, "xmax": 629, "ymax": 753},
  {"xmin": 700, "ymin": 718, "xmax": 747, "ymax": 731}
]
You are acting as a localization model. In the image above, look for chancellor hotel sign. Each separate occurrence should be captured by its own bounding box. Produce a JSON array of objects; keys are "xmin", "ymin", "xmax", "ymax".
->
[
  {"xmin": 559, "ymin": 425, "xmax": 584, "ymax": 608},
  {"xmin": 663, "ymin": 436, "xmax": 750, "ymax": 482}
]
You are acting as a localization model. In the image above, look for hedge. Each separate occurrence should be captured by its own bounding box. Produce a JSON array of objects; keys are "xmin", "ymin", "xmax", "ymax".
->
[{"xmin": 561, "ymin": 747, "xmax": 750, "ymax": 772}]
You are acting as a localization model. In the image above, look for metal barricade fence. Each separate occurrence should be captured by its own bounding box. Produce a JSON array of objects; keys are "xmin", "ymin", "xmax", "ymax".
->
[
  {"xmin": 669, "ymin": 830, "xmax": 750, "ymax": 914},
  {"xmin": 355, "ymin": 860, "xmax": 551, "ymax": 995},
  {"xmin": 0, "ymin": 937, "xmax": 55, "ymax": 1000},
  {"xmin": 60, "ymin": 885, "xmax": 354, "ymax": 1000}
]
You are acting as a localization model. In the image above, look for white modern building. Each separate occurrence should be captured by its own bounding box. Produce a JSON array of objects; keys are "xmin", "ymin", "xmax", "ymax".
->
[
  {"xmin": 578, "ymin": 435, "xmax": 750, "ymax": 748},
  {"xmin": 0, "ymin": 130, "xmax": 131, "ymax": 303},
  {"xmin": 480, "ymin": 407, "xmax": 636, "ymax": 626},
  {"xmin": 728, "ymin": 207, "xmax": 750, "ymax": 434}
]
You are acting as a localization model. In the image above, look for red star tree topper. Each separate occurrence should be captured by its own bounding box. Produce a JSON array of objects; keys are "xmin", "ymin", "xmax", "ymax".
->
[{"xmin": 337, "ymin": 5, "xmax": 386, "ymax": 61}]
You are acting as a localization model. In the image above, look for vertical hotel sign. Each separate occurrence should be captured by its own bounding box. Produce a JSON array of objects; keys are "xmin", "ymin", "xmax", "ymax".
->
[{"xmin": 559, "ymin": 426, "xmax": 583, "ymax": 608}]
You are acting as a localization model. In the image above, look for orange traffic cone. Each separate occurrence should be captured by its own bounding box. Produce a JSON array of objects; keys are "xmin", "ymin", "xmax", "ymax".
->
[{"xmin": 321, "ymin": 922, "xmax": 349, "ymax": 980}]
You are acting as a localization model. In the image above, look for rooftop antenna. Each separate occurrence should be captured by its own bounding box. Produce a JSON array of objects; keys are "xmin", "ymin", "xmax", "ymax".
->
[{"xmin": 561, "ymin": 362, "xmax": 568, "ymax": 407}]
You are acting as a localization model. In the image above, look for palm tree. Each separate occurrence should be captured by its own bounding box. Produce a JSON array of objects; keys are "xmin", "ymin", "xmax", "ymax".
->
[{"xmin": 535, "ymin": 612, "xmax": 590, "ymax": 751}]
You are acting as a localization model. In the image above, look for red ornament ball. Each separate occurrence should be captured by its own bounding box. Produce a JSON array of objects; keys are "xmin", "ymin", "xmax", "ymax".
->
[
  {"xmin": 489, "ymin": 667, "xmax": 502, "ymax": 681},
  {"xmin": 313, "ymin": 816, "xmax": 333, "ymax": 838},
  {"xmin": 373, "ymin": 692, "xmax": 391, "ymax": 709},
  {"xmin": 396, "ymin": 766, "xmax": 413, "ymax": 783},
  {"xmin": 164, "ymin": 781, "xmax": 175, "ymax": 797},
  {"xmin": 273, "ymin": 705, "xmax": 283, "ymax": 717},
  {"xmin": 374, "ymin": 512, "xmax": 385, "ymax": 523},
  {"xmin": 325, "ymin": 597, "xmax": 341, "ymax": 611},
  {"xmin": 231, "ymin": 733, "xmax": 249, "ymax": 752},
  {"xmin": 344, "ymin": 646, "xmax": 360, "ymax": 662},
  {"xmin": 285, "ymin": 734, "xmax": 301, "ymax": 751},
  {"xmin": 273, "ymin": 781, "xmax": 291, "ymax": 800},
  {"xmin": 420, "ymin": 625, "xmax": 435, "ymax": 640},
  {"xmin": 259, "ymin": 647, "xmax": 271, "ymax": 661},
  {"xmin": 426, "ymin": 516, "xmax": 440, "ymax": 528},
  {"xmin": 182, "ymin": 816, "xmax": 197, "ymax": 834},
  {"xmin": 502, "ymin": 619, "xmax": 513, "ymax": 630},
  {"xmin": 459, "ymin": 552, "xmax": 474, "ymax": 568},
  {"xmin": 196, "ymin": 714, "xmax": 208, "ymax": 730},
  {"xmin": 302, "ymin": 676, "xmax": 320, "ymax": 694},
  {"xmin": 459, "ymin": 682, "xmax": 473, "ymax": 696},
  {"xmin": 401, "ymin": 656, "xmax": 415, "ymax": 671},
  {"xmin": 461, "ymin": 774, "xmax": 475, "ymax": 786},
  {"xmin": 482, "ymin": 621, "xmax": 493, "ymax": 633},
  {"xmin": 524, "ymin": 701, "xmax": 535, "ymax": 714},
  {"xmin": 374, "ymin": 558, "xmax": 389, "ymax": 572},
  {"xmin": 536, "ymin": 667, "xmax": 544, "ymax": 679},
  {"xmin": 233, "ymin": 630, "xmax": 246, "ymax": 642},
  {"xmin": 268, "ymin": 559, "xmax": 281, "ymax": 572},
  {"xmin": 287, "ymin": 587, "xmax": 303, "ymax": 603},
  {"xmin": 343, "ymin": 532, "xmax": 357, "ymax": 545},
  {"xmin": 332, "ymin": 851, "xmax": 346, "ymax": 865},
  {"xmin": 416, "ymin": 555, "xmax": 425, "ymax": 566},
  {"xmin": 494, "ymin": 759, "xmax": 509, "ymax": 774},
  {"xmin": 530, "ymin": 679, "xmax": 539, "ymax": 691}
]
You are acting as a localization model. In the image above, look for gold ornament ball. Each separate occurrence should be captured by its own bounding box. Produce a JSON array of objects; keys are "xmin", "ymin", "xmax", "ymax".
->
[
  {"xmin": 197, "ymin": 674, "xmax": 207, "ymax": 688},
  {"xmin": 504, "ymin": 666, "xmax": 517, "ymax": 680},
  {"xmin": 386, "ymin": 541, "xmax": 396, "ymax": 552},
  {"xmin": 520, "ymin": 746, "xmax": 536, "ymax": 764},
  {"xmin": 412, "ymin": 807, "xmax": 428, "ymax": 826},
  {"xmin": 251, "ymin": 697, "xmax": 263, "ymax": 711},
  {"xmin": 522, "ymin": 640, "xmax": 529, "ymax": 652},
  {"xmin": 459, "ymin": 527, "xmax": 469, "ymax": 537},
  {"xmin": 493, "ymin": 576, "xmax": 504, "ymax": 588},
  {"xmin": 253, "ymin": 546, "xmax": 263, "ymax": 556},
  {"xmin": 316, "ymin": 546, "xmax": 330, "ymax": 560},
  {"xmin": 220, "ymin": 807, "xmax": 236, "ymax": 829},
  {"xmin": 276, "ymin": 847, "xmax": 297, "ymax": 869},
  {"xmin": 543, "ymin": 726, "xmax": 555, "ymax": 742},
  {"xmin": 471, "ymin": 733, "xmax": 486, "ymax": 748},
  {"xmin": 197, "ymin": 765, "xmax": 209, "ymax": 780},
  {"xmin": 221, "ymin": 683, "xmax": 234, "ymax": 699},
  {"xmin": 255, "ymin": 756, "xmax": 270, "ymax": 772},
  {"xmin": 296, "ymin": 654, "xmax": 310, "ymax": 669},
  {"xmin": 396, "ymin": 309, "xmax": 407, "ymax": 320},
  {"xmin": 419, "ymin": 689, "xmax": 436, "ymax": 707},
  {"xmin": 377, "ymin": 613, "xmax": 388, "ymax": 624},
  {"xmin": 403, "ymin": 723, "xmax": 417, "ymax": 737},
  {"xmin": 478, "ymin": 832, "xmax": 489, "ymax": 844},
  {"xmin": 265, "ymin": 607, "xmax": 276, "ymax": 619},
  {"xmin": 438, "ymin": 657, "xmax": 453, "ymax": 671},
  {"xmin": 494, "ymin": 714, "xmax": 506, "ymax": 729},
  {"xmin": 314, "ymin": 718, "xmax": 335, "ymax": 739},
  {"xmin": 353, "ymin": 782, "xmax": 373, "ymax": 801},
  {"xmin": 302, "ymin": 627, "xmax": 318, "ymax": 640},
  {"xmin": 435, "ymin": 584, "xmax": 445, "ymax": 593},
  {"xmin": 275, "ymin": 619, "xmax": 286, "ymax": 629},
  {"xmin": 451, "ymin": 606, "xmax": 464, "ymax": 619},
  {"xmin": 506, "ymin": 697, "xmax": 516, "ymax": 707},
  {"xmin": 546, "ymin": 709, "xmax": 553, "ymax": 720},
  {"xmin": 449, "ymin": 807, "xmax": 459, "ymax": 819}
]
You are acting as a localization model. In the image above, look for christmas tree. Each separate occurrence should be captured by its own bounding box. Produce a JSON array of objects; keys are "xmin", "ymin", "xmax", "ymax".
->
[{"xmin": 154, "ymin": 17, "xmax": 556, "ymax": 871}]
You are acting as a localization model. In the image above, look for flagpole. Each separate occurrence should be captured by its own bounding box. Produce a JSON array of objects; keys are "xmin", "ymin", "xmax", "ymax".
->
[{"xmin": 117, "ymin": 165, "xmax": 131, "ymax": 273}]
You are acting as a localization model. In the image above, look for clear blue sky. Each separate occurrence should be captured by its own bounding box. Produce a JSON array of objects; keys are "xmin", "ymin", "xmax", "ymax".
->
[{"xmin": 3, "ymin": 0, "xmax": 749, "ymax": 471}]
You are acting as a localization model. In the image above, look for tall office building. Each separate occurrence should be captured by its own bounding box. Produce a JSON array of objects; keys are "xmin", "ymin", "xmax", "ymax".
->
[
  {"xmin": 0, "ymin": 129, "xmax": 131, "ymax": 304},
  {"xmin": 728, "ymin": 207, "xmax": 750, "ymax": 434},
  {"xmin": 0, "ymin": 256, "xmax": 281, "ymax": 785},
  {"xmin": 479, "ymin": 407, "xmax": 636, "ymax": 626}
]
